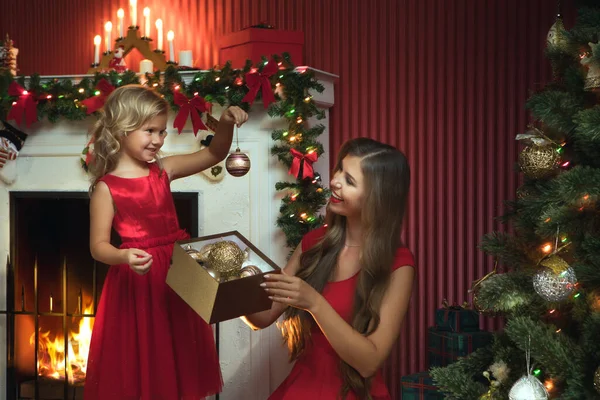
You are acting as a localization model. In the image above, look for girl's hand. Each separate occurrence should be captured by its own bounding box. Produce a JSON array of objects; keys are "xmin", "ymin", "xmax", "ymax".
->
[
  {"xmin": 122, "ymin": 248, "xmax": 153, "ymax": 275},
  {"xmin": 220, "ymin": 106, "xmax": 249, "ymax": 127},
  {"xmin": 261, "ymin": 273, "xmax": 323, "ymax": 313}
]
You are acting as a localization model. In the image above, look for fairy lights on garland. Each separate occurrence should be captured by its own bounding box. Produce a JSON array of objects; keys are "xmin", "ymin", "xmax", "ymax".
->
[{"xmin": 0, "ymin": 52, "xmax": 329, "ymax": 250}]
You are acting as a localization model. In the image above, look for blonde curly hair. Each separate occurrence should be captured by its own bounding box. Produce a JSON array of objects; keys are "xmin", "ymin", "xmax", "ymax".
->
[{"xmin": 87, "ymin": 84, "xmax": 169, "ymax": 192}]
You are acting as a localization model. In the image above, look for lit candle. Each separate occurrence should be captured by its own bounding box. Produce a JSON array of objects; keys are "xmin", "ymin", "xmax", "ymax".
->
[
  {"xmin": 104, "ymin": 21, "xmax": 113, "ymax": 52},
  {"xmin": 156, "ymin": 19, "xmax": 163, "ymax": 50},
  {"xmin": 167, "ymin": 31, "xmax": 175, "ymax": 62},
  {"xmin": 117, "ymin": 9, "xmax": 124, "ymax": 38},
  {"xmin": 143, "ymin": 7, "xmax": 150, "ymax": 37},
  {"xmin": 94, "ymin": 35, "xmax": 101, "ymax": 64},
  {"xmin": 130, "ymin": 0, "xmax": 137, "ymax": 27}
]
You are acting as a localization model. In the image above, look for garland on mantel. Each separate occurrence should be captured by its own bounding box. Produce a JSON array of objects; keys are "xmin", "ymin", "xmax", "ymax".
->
[{"xmin": 0, "ymin": 53, "xmax": 330, "ymax": 250}]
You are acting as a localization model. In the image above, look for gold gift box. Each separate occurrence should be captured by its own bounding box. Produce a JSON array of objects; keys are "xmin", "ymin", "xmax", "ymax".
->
[{"xmin": 167, "ymin": 230, "xmax": 281, "ymax": 324}]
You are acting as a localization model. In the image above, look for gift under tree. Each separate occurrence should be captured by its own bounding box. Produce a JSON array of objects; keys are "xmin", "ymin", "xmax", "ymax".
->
[{"xmin": 431, "ymin": 2, "xmax": 600, "ymax": 399}]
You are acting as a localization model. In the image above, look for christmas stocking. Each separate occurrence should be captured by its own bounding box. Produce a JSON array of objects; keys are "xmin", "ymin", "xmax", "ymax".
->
[{"xmin": 0, "ymin": 120, "xmax": 27, "ymax": 185}]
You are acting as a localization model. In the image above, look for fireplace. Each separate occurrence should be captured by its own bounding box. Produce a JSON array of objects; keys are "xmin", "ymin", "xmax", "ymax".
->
[{"xmin": 2, "ymin": 191, "xmax": 198, "ymax": 400}]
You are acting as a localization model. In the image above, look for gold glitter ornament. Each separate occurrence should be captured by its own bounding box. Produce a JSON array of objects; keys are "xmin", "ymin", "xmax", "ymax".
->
[
  {"xmin": 546, "ymin": 15, "xmax": 569, "ymax": 51},
  {"xmin": 518, "ymin": 144, "xmax": 560, "ymax": 179},
  {"xmin": 205, "ymin": 240, "xmax": 245, "ymax": 279}
]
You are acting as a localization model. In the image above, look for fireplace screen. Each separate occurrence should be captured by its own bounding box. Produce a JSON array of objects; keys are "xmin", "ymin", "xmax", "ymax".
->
[{"xmin": 2, "ymin": 191, "xmax": 199, "ymax": 400}]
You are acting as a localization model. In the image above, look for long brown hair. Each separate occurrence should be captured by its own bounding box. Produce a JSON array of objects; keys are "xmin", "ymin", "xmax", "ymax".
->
[
  {"xmin": 279, "ymin": 137, "xmax": 410, "ymax": 399},
  {"xmin": 87, "ymin": 84, "xmax": 168, "ymax": 193}
]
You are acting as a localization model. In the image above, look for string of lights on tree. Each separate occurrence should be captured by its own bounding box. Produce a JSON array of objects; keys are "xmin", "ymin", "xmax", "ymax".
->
[{"xmin": 0, "ymin": 52, "xmax": 330, "ymax": 250}]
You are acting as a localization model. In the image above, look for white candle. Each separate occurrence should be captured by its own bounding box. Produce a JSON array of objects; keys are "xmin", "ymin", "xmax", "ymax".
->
[
  {"xmin": 104, "ymin": 21, "xmax": 112, "ymax": 52},
  {"xmin": 143, "ymin": 7, "xmax": 150, "ymax": 37},
  {"xmin": 130, "ymin": 0, "xmax": 137, "ymax": 27},
  {"xmin": 117, "ymin": 9, "xmax": 124, "ymax": 38},
  {"xmin": 140, "ymin": 59, "xmax": 153, "ymax": 74},
  {"xmin": 156, "ymin": 19, "xmax": 163, "ymax": 50},
  {"xmin": 179, "ymin": 50, "xmax": 193, "ymax": 67},
  {"xmin": 93, "ymin": 35, "xmax": 101, "ymax": 64},
  {"xmin": 167, "ymin": 31, "xmax": 175, "ymax": 62}
]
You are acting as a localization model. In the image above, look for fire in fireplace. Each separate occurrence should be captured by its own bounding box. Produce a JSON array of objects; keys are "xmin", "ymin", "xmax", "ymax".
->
[{"xmin": 2, "ymin": 191, "xmax": 199, "ymax": 400}]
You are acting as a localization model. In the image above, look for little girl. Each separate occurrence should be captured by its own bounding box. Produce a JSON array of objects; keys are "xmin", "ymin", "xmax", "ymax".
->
[
  {"xmin": 84, "ymin": 84, "xmax": 248, "ymax": 400},
  {"xmin": 242, "ymin": 138, "xmax": 415, "ymax": 400}
]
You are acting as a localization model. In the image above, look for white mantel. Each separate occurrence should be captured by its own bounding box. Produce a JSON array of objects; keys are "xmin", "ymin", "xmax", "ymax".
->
[{"xmin": 0, "ymin": 68, "xmax": 337, "ymax": 400}]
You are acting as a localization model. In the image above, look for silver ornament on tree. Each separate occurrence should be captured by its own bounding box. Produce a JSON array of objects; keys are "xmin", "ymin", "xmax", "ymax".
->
[
  {"xmin": 509, "ymin": 337, "xmax": 548, "ymax": 400},
  {"xmin": 533, "ymin": 227, "xmax": 578, "ymax": 302},
  {"xmin": 225, "ymin": 125, "xmax": 251, "ymax": 177},
  {"xmin": 533, "ymin": 258, "xmax": 577, "ymax": 302}
]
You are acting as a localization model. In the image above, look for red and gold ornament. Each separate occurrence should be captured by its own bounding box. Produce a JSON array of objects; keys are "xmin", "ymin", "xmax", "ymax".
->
[{"xmin": 226, "ymin": 126, "xmax": 251, "ymax": 177}]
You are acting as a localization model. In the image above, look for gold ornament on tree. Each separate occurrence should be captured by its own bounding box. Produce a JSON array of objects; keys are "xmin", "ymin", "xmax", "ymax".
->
[
  {"xmin": 546, "ymin": 13, "xmax": 569, "ymax": 52},
  {"xmin": 469, "ymin": 262, "xmax": 498, "ymax": 316},
  {"xmin": 580, "ymin": 42, "xmax": 600, "ymax": 92},
  {"xmin": 225, "ymin": 125, "xmax": 251, "ymax": 177},
  {"xmin": 516, "ymin": 129, "xmax": 561, "ymax": 179}
]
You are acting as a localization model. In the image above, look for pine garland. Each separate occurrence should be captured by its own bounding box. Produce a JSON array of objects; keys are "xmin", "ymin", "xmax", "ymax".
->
[{"xmin": 0, "ymin": 52, "xmax": 329, "ymax": 251}]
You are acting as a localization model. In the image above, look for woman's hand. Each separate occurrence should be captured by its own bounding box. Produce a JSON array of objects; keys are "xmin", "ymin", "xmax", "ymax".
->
[
  {"xmin": 261, "ymin": 273, "xmax": 323, "ymax": 313},
  {"xmin": 122, "ymin": 248, "xmax": 153, "ymax": 275}
]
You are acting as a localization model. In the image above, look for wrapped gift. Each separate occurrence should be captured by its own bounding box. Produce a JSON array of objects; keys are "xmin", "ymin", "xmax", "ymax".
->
[
  {"xmin": 435, "ymin": 300, "xmax": 480, "ymax": 332},
  {"xmin": 217, "ymin": 27, "xmax": 304, "ymax": 68},
  {"xmin": 400, "ymin": 371, "xmax": 445, "ymax": 400},
  {"xmin": 167, "ymin": 230, "xmax": 281, "ymax": 324},
  {"xmin": 427, "ymin": 327, "xmax": 493, "ymax": 367}
]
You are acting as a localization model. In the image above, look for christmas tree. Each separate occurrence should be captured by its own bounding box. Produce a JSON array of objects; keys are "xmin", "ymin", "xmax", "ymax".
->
[{"xmin": 431, "ymin": 2, "xmax": 600, "ymax": 399}]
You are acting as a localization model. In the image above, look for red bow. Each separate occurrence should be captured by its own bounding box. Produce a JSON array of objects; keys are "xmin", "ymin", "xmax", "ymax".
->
[
  {"xmin": 7, "ymin": 82, "xmax": 38, "ymax": 127},
  {"xmin": 289, "ymin": 148, "xmax": 318, "ymax": 179},
  {"xmin": 81, "ymin": 79, "xmax": 116, "ymax": 114},
  {"xmin": 242, "ymin": 60, "xmax": 278, "ymax": 109},
  {"xmin": 173, "ymin": 92, "xmax": 212, "ymax": 136}
]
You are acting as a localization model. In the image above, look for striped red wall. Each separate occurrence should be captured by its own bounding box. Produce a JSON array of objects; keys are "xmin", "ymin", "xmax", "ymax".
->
[{"xmin": 2, "ymin": 0, "xmax": 559, "ymax": 397}]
